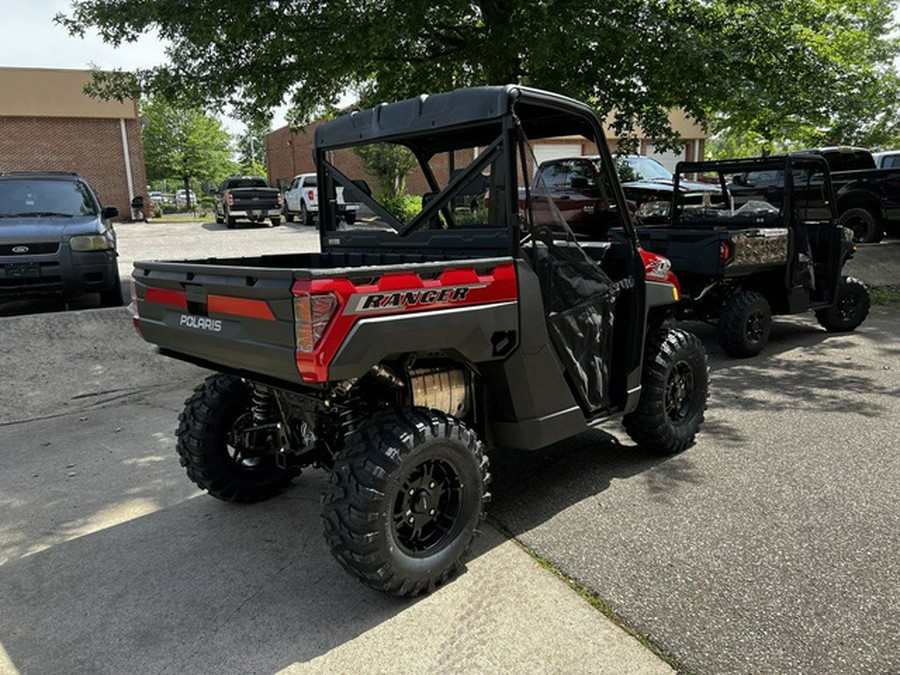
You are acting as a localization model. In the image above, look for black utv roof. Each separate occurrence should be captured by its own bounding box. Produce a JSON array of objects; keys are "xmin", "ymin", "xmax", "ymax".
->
[{"xmin": 315, "ymin": 85, "xmax": 599, "ymax": 154}]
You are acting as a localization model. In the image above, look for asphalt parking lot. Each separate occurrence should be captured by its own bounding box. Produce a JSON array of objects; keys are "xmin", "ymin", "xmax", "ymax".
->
[{"xmin": 1, "ymin": 219, "xmax": 898, "ymax": 673}]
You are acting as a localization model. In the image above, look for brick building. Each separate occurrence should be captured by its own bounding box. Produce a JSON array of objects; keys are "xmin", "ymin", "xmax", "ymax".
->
[
  {"xmin": 0, "ymin": 67, "xmax": 148, "ymax": 219},
  {"xmin": 265, "ymin": 106, "xmax": 707, "ymax": 194}
]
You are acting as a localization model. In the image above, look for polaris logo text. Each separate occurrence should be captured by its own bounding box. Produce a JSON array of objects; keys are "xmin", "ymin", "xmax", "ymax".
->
[
  {"xmin": 346, "ymin": 284, "xmax": 485, "ymax": 314},
  {"xmin": 179, "ymin": 314, "xmax": 223, "ymax": 332}
]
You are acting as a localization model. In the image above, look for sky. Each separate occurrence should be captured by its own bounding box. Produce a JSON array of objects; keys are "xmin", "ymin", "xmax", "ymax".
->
[{"xmin": 0, "ymin": 0, "xmax": 288, "ymax": 136}]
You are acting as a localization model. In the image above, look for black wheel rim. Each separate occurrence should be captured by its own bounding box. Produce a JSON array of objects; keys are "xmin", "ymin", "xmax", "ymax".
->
[
  {"xmin": 846, "ymin": 216, "xmax": 867, "ymax": 242},
  {"xmin": 665, "ymin": 361, "xmax": 695, "ymax": 423},
  {"xmin": 837, "ymin": 291, "xmax": 860, "ymax": 322},
  {"xmin": 745, "ymin": 311, "xmax": 766, "ymax": 344},
  {"xmin": 392, "ymin": 458, "xmax": 463, "ymax": 556}
]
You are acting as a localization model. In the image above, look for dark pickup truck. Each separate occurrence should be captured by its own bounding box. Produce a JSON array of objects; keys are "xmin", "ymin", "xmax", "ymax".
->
[
  {"xmin": 213, "ymin": 175, "xmax": 283, "ymax": 228},
  {"xmin": 730, "ymin": 147, "xmax": 900, "ymax": 243},
  {"xmin": 131, "ymin": 85, "xmax": 710, "ymax": 596},
  {"xmin": 634, "ymin": 155, "xmax": 869, "ymax": 356}
]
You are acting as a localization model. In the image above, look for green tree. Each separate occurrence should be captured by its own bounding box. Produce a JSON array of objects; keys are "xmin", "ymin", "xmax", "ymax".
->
[
  {"xmin": 58, "ymin": 1, "xmax": 900, "ymax": 151},
  {"xmin": 141, "ymin": 97, "xmax": 237, "ymax": 207},
  {"xmin": 354, "ymin": 144, "xmax": 418, "ymax": 199},
  {"xmin": 236, "ymin": 116, "xmax": 271, "ymax": 175}
]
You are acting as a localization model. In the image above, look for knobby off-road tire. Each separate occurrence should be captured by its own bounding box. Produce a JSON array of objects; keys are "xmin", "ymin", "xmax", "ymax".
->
[
  {"xmin": 839, "ymin": 207, "xmax": 883, "ymax": 244},
  {"xmin": 718, "ymin": 290, "xmax": 772, "ymax": 358},
  {"xmin": 623, "ymin": 327, "xmax": 709, "ymax": 455},
  {"xmin": 176, "ymin": 374, "xmax": 297, "ymax": 503},
  {"xmin": 816, "ymin": 276, "xmax": 870, "ymax": 333},
  {"xmin": 322, "ymin": 408, "xmax": 490, "ymax": 597}
]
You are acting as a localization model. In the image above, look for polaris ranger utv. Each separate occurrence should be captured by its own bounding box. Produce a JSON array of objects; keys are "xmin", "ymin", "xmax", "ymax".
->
[
  {"xmin": 633, "ymin": 155, "xmax": 870, "ymax": 357},
  {"xmin": 131, "ymin": 86, "xmax": 709, "ymax": 596}
]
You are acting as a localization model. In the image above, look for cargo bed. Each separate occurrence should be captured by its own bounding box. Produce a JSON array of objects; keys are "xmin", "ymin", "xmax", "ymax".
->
[{"xmin": 132, "ymin": 250, "xmax": 517, "ymax": 386}]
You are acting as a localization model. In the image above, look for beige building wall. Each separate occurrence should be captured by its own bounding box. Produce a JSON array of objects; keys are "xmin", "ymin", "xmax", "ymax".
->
[
  {"xmin": 0, "ymin": 68, "xmax": 138, "ymax": 119},
  {"xmin": 0, "ymin": 67, "xmax": 147, "ymax": 219}
]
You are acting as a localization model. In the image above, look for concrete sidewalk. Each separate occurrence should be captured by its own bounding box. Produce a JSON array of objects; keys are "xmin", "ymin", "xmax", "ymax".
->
[{"xmin": 0, "ymin": 370, "xmax": 673, "ymax": 674}]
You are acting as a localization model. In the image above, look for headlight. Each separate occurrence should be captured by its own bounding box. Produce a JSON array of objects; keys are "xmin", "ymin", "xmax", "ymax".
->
[
  {"xmin": 70, "ymin": 235, "xmax": 112, "ymax": 251},
  {"xmin": 636, "ymin": 200, "xmax": 670, "ymax": 220}
]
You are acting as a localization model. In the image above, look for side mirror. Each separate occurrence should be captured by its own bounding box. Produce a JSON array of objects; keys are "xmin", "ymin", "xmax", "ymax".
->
[{"xmin": 102, "ymin": 206, "xmax": 119, "ymax": 219}]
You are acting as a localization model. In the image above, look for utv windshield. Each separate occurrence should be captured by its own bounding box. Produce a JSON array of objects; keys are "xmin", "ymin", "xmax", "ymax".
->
[
  {"xmin": 324, "ymin": 123, "xmax": 508, "ymax": 235},
  {"xmin": 0, "ymin": 179, "xmax": 98, "ymax": 219},
  {"xmin": 321, "ymin": 102, "xmax": 630, "ymax": 245}
]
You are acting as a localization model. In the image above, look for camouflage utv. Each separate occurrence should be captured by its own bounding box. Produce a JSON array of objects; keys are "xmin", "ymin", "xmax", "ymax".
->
[{"xmin": 631, "ymin": 155, "xmax": 869, "ymax": 357}]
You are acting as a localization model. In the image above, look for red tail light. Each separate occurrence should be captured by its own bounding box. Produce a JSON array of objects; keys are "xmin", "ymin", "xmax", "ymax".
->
[
  {"xmin": 293, "ymin": 291, "xmax": 338, "ymax": 352},
  {"xmin": 720, "ymin": 241, "xmax": 733, "ymax": 262},
  {"xmin": 226, "ymin": 191, "xmax": 233, "ymax": 206},
  {"xmin": 307, "ymin": 189, "xmax": 316, "ymax": 203}
]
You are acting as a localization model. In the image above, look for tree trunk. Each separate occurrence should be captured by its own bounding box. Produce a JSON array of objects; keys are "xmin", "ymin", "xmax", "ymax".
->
[
  {"xmin": 477, "ymin": 0, "xmax": 523, "ymax": 85},
  {"xmin": 182, "ymin": 176, "xmax": 193, "ymax": 210}
]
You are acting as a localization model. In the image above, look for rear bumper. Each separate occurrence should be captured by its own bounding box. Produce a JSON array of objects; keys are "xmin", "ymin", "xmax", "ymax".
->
[
  {"xmin": 228, "ymin": 208, "xmax": 282, "ymax": 219},
  {"xmin": 305, "ymin": 204, "xmax": 359, "ymax": 215}
]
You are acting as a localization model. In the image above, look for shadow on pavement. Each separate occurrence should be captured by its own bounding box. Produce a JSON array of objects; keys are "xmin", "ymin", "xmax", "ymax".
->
[
  {"xmin": 0, "ymin": 477, "xmax": 416, "ymax": 673},
  {"xmin": 490, "ymin": 428, "xmax": 700, "ymax": 531},
  {"xmin": 200, "ymin": 220, "xmax": 311, "ymax": 232},
  {"xmin": 697, "ymin": 312, "xmax": 900, "ymax": 418},
  {"xmin": 0, "ymin": 293, "xmax": 112, "ymax": 318}
]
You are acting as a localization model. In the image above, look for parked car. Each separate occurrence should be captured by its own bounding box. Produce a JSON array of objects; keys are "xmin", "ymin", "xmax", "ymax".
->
[
  {"xmin": 175, "ymin": 189, "xmax": 197, "ymax": 208},
  {"xmin": 873, "ymin": 150, "xmax": 900, "ymax": 169},
  {"xmin": 616, "ymin": 155, "xmax": 721, "ymax": 208},
  {"xmin": 213, "ymin": 176, "xmax": 283, "ymax": 228},
  {"xmin": 149, "ymin": 191, "xmax": 164, "ymax": 205},
  {"xmin": 0, "ymin": 171, "xmax": 122, "ymax": 306},
  {"xmin": 282, "ymin": 172, "xmax": 360, "ymax": 225},
  {"xmin": 528, "ymin": 154, "xmax": 721, "ymax": 235}
]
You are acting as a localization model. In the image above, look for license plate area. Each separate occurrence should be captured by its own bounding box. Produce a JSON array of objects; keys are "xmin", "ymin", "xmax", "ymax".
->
[{"xmin": 0, "ymin": 262, "xmax": 40, "ymax": 279}]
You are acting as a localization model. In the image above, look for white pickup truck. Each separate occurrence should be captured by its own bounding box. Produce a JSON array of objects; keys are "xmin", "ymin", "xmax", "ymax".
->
[{"xmin": 283, "ymin": 172, "xmax": 361, "ymax": 225}]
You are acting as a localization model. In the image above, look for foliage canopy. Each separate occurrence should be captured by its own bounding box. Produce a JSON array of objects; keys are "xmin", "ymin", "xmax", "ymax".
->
[
  {"xmin": 59, "ymin": 0, "xmax": 900, "ymax": 150},
  {"xmin": 141, "ymin": 97, "xmax": 237, "ymax": 198}
]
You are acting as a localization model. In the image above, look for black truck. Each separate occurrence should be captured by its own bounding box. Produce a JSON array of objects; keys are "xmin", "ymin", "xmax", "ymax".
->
[
  {"xmin": 131, "ymin": 86, "xmax": 709, "ymax": 596},
  {"xmin": 730, "ymin": 147, "xmax": 900, "ymax": 243},
  {"xmin": 213, "ymin": 175, "xmax": 283, "ymax": 228},
  {"xmin": 634, "ymin": 155, "xmax": 869, "ymax": 357}
]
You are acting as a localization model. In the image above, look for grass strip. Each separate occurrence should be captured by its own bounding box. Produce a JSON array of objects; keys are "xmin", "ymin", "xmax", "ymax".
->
[{"xmin": 488, "ymin": 518, "xmax": 693, "ymax": 674}]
